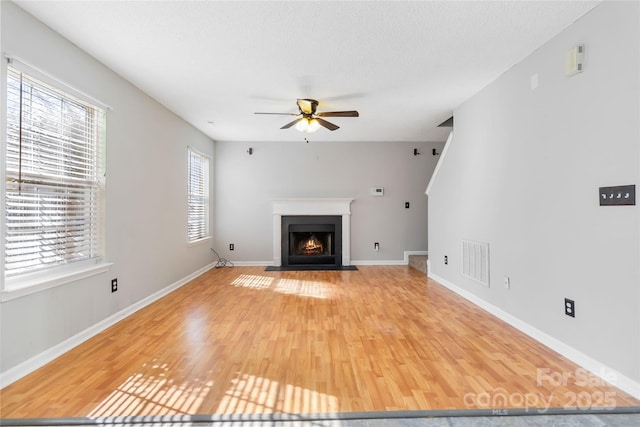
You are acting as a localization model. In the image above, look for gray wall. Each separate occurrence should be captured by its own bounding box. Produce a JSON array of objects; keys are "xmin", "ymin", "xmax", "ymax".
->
[
  {"xmin": 0, "ymin": 2, "xmax": 215, "ymax": 374},
  {"xmin": 214, "ymin": 140, "xmax": 444, "ymax": 264},
  {"xmin": 428, "ymin": 1, "xmax": 639, "ymax": 385}
]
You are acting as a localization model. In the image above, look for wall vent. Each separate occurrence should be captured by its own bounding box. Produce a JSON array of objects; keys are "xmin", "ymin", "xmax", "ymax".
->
[{"xmin": 462, "ymin": 240, "xmax": 489, "ymax": 287}]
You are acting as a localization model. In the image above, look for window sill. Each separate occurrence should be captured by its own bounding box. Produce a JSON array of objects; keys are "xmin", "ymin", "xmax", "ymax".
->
[
  {"xmin": 1, "ymin": 262, "xmax": 113, "ymax": 302},
  {"xmin": 187, "ymin": 236, "xmax": 212, "ymax": 248}
]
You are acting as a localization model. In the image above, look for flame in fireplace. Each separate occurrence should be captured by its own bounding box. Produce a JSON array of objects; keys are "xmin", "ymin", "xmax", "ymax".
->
[{"xmin": 299, "ymin": 234, "xmax": 324, "ymax": 255}]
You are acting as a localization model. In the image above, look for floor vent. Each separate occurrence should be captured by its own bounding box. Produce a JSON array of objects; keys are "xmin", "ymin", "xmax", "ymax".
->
[{"xmin": 462, "ymin": 240, "xmax": 489, "ymax": 287}]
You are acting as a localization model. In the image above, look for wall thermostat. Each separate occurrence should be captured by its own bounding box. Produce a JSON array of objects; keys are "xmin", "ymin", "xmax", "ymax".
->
[{"xmin": 370, "ymin": 187, "xmax": 384, "ymax": 197}]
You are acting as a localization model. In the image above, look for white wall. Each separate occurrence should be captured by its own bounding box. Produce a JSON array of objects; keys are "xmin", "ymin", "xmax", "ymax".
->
[
  {"xmin": 215, "ymin": 140, "xmax": 444, "ymax": 264},
  {"xmin": 0, "ymin": 2, "xmax": 215, "ymax": 376},
  {"xmin": 428, "ymin": 1, "xmax": 639, "ymax": 391}
]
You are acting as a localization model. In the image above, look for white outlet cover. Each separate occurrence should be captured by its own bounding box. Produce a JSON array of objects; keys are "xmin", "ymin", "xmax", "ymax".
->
[{"xmin": 530, "ymin": 73, "xmax": 539, "ymax": 90}]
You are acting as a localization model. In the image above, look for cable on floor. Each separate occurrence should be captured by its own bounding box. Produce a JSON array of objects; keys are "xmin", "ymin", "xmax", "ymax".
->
[{"xmin": 211, "ymin": 248, "xmax": 234, "ymax": 268}]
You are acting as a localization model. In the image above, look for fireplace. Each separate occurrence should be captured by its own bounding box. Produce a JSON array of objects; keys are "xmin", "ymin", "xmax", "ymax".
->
[
  {"xmin": 282, "ymin": 215, "xmax": 342, "ymax": 267},
  {"xmin": 271, "ymin": 198, "xmax": 354, "ymax": 268}
]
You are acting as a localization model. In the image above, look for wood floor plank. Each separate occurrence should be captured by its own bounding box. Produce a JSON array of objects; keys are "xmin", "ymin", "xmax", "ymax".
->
[{"xmin": 1, "ymin": 266, "xmax": 638, "ymax": 418}]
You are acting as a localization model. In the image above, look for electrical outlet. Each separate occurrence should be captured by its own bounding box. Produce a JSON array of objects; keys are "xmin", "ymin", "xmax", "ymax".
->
[
  {"xmin": 565, "ymin": 298, "xmax": 575, "ymax": 317},
  {"xmin": 111, "ymin": 278, "xmax": 118, "ymax": 293},
  {"xmin": 374, "ymin": 242, "xmax": 379, "ymax": 251},
  {"xmin": 405, "ymin": 202, "xmax": 410, "ymax": 209},
  {"xmin": 503, "ymin": 276, "xmax": 510, "ymax": 289},
  {"xmin": 229, "ymin": 243, "xmax": 234, "ymax": 251},
  {"xmin": 444, "ymin": 255, "xmax": 448, "ymax": 265}
]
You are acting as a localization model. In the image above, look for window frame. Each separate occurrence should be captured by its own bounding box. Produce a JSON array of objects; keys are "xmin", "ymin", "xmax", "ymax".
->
[
  {"xmin": 187, "ymin": 147, "xmax": 211, "ymax": 245},
  {"xmin": 1, "ymin": 59, "xmax": 110, "ymax": 299}
]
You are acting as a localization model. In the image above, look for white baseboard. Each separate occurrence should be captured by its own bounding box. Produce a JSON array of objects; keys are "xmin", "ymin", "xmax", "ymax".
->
[
  {"xmin": 351, "ymin": 260, "xmax": 407, "ymax": 266},
  {"xmin": 229, "ymin": 261, "xmax": 272, "ymax": 267},
  {"xmin": 215, "ymin": 255, "xmax": 430, "ymax": 268},
  {"xmin": 427, "ymin": 271, "xmax": 640, "ymax": 400},
  {"xmin": 0, "ymin": 262, "xmax": 216, "ymax": 389},
  {"xmin": 351, "ymin": 252, "xmax": 428, "ymax": 266},
  {"xmin": 232, "ymin": 260, "xmax": 418, "ymax": 267}
]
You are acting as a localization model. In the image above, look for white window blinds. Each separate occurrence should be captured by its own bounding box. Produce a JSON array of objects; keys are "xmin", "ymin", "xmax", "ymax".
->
[
  {"xmin": 5, "ymin": 66, "xmax": 105, "ymax": 278},
  {"xmin": 187, "ymin": 148, "xmax": 209, "ymax": 242}
]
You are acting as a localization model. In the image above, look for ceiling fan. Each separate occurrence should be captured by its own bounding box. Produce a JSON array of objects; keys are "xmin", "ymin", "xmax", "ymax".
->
[{"xmin": 255, "ymin": 98, "xmax": 359, "ymax": 133}]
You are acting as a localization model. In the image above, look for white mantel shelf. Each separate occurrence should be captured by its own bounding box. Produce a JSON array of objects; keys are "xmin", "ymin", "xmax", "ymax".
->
[{"xmin": 272, "ymin": 198, "xmax": 354, "ymax": 267}]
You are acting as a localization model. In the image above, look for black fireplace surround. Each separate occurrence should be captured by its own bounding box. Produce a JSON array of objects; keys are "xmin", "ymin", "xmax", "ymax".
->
[{"xmin": 281, "ymin": 215, "xmax": 342, "ymax": 267}]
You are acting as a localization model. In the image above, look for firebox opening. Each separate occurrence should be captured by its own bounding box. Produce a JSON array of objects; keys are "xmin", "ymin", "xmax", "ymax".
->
[{"xmin": 291, "ymin": 232, "xmax": 333, "ymax": 257}]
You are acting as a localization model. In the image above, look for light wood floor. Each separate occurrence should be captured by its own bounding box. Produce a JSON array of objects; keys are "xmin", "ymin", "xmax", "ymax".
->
[{"xmin": 1, "ymin": 266, "xmax": 637, "ymax": 418}]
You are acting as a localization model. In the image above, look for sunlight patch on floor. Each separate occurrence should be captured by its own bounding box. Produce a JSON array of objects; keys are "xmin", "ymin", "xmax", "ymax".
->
[
  {"xmin": 231, "ymin": 274, "xmax": 332, "ymax": 299},
  {"xmin": 216, "ymin": 372, "xmax": 339, "ymax": 416},
  {"xmin": 87, "ymin": 360, "xmax": 211, "ymax": 416},
  {"xmin": 274, "ymin": 278, "xmax": 332, "ymax": 299},
  {"xmin": 231, "ymin": 274, "xmax": 274, "ymax": 289}
]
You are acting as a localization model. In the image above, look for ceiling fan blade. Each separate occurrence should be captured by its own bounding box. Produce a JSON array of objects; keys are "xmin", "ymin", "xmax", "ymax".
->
[
  {"xmin": 281, "ymin": 118, "xmax": 304, "ymax": 129},
  {"xmin": 255, "ymin": 112, "xmax": 299, "ymax": 116},
  {"xmin": 297, "ymin": 98, "xmax": 318, "ymax": 115},
  {"xmin": 316, "ymin": 111, "xmax": 359, "ymax": 117},
  {"xmin": 316, "ymin": 117, "xmax": 339, "ymax": 131}
]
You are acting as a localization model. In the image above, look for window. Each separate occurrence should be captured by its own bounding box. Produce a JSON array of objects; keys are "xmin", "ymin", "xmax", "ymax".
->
[
  {"xmin": 4, "ymin": 66, "xmax": 105, "ymax": 282},
  {"xmin": 187, "ymin": 148, "xmax": 210, "ymax": 243}
]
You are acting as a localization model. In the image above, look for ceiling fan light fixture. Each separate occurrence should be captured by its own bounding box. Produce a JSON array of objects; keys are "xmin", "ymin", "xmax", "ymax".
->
[
  {"xmin": 295, "ymin": 118, "xmax": 321, "ymax": 133},
  {"xmin": 306, "ymin": 118, "xmax": 320, "ymax": 133},
  {"xmin": 295, "ymin": 118, "xmax": 309, "ymax": 132}
]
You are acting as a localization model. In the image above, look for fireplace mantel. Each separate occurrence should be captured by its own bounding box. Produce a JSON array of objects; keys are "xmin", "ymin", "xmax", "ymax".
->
[{"xmin": 272, "ymin": 198, "xmax": 354, "ymax": 266}]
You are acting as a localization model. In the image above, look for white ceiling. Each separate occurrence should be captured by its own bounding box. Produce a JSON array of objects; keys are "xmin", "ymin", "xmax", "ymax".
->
[{"xmin": 14, "ymin": 0, "xmax": 600, "ymax": 143}]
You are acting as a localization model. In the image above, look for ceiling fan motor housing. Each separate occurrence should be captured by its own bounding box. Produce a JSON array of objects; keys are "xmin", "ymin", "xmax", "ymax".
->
[{"xmin": 297, "ymin": 98, "xmax": 318, "ymax": 115}]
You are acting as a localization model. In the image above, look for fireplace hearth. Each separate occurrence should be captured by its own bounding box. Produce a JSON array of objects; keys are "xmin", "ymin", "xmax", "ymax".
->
[{"xmin": 268, "ymin": 198, "xmax": 356, "ymax": 271}]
